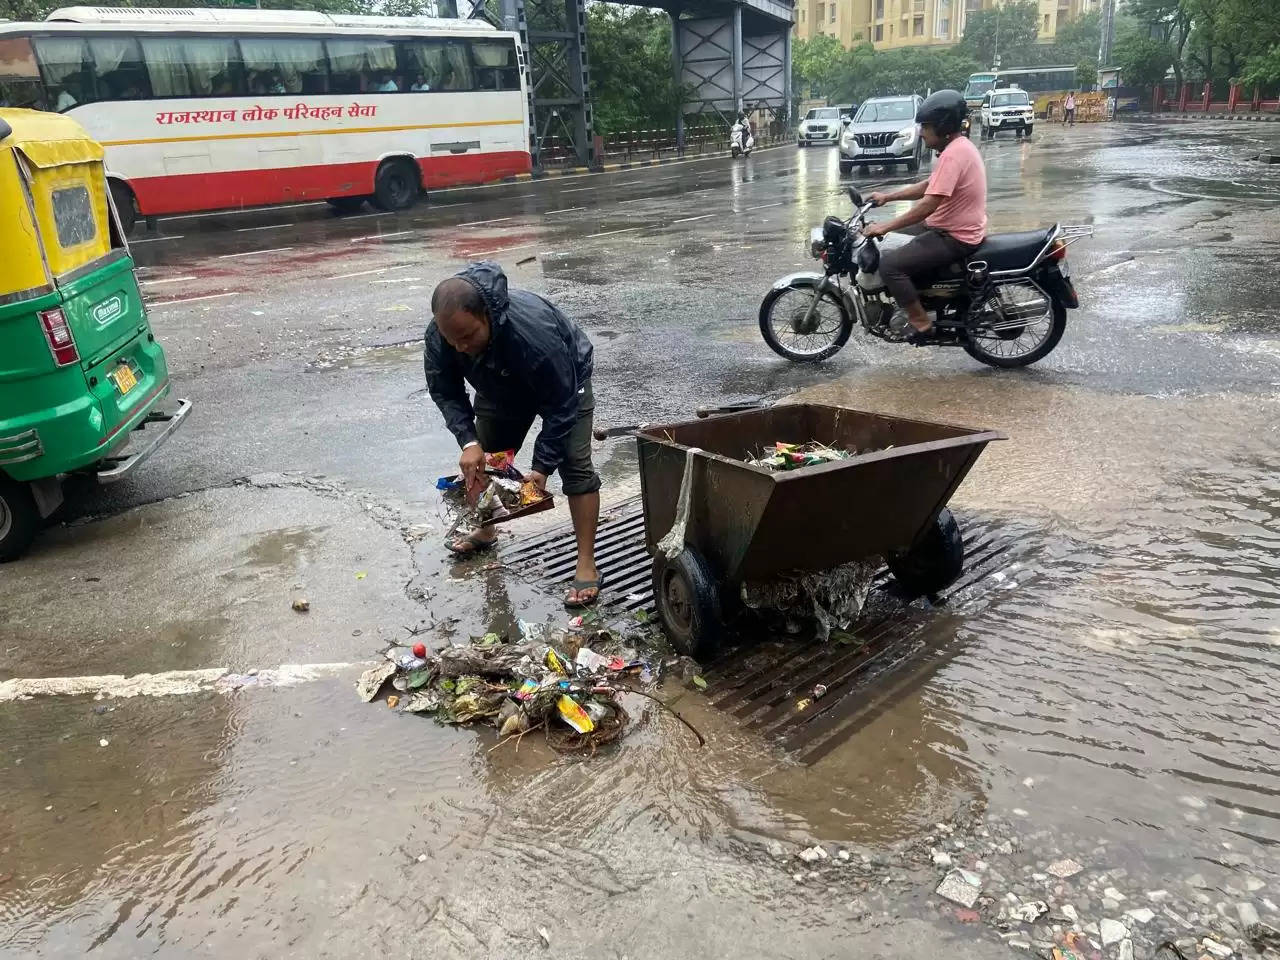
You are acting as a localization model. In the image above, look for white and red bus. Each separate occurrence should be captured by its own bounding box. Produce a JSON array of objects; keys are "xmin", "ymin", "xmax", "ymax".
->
[{"xmin": 0, "ymin": 7, "xmax": 531, "ymax": 228}]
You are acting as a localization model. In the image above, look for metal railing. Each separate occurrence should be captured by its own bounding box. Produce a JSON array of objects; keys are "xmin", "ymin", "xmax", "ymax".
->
[{"xmin": 535, "ymin": 121, "xmax": 790, "ymax": 169}]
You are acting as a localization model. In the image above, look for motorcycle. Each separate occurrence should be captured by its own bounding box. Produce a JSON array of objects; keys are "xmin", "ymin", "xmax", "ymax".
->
[
  {"xmin": 758, "ymin": 188, "xmax": 1092, "ymax": 367},
  {"xmin": 730, "ymin": 120, "xmax": 754, "ymax": 157}
]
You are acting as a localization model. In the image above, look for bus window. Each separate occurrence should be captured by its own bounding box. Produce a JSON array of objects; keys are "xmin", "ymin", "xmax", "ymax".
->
[
  {"xmin": 470, "ymin": 40, "xmax": 518, "ymax": 91},
  {"xmin": 399, "ymin": 39, "xmax": 472, "ymax": 92},
  {"xmin": 1, "ymin": 37, "xmax": 46, "ymax": 110},
  {"xmin": 327, "ymin": 38, "xmax": 397, "ymax": 94},
  {"xmin": 33, "ymin": 37, "xmax": 92, "ymax": 112},
  {"xmin": 241, "ymin": 37, "xmax": 328, "ymax": 95},
  {"xmin": 88, "ymin": 37, "xmax": 150, "ymax": 101},
  {"xmin": 142, "ymin": 37, "xmax": 242, "ymax": 98}
]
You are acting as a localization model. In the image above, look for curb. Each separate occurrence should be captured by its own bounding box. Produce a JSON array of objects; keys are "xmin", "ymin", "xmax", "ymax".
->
[
  {"xmin": 1133, "ymin": 112, "xmax": 1279, "ymax": 123},
  {"xmin": 498, "ymin": 142, "xmax": 789, "ymax": 184}
]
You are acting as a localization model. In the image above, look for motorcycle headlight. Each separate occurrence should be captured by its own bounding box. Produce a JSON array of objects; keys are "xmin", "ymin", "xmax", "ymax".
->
[
  {"xmin": 896, "ymin": 125, "xmax": 916, "ymax": 142},
  {"xmin": 809, "ymin": 227, "xmax": 826, "ymax": 260}
]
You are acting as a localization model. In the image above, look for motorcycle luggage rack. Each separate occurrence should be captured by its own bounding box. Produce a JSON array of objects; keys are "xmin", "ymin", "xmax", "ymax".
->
[{"xmin": 1055, "ymin": 224, "xmax": 1094, "ymax": 248}]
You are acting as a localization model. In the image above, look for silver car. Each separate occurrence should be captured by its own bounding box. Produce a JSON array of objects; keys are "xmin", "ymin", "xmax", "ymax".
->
[
  {"xmin": 797, "ymin": 106, "xmax": 843, "ymax": 147},
  {"xmin": 839, "ymin": 95, "xmax": 926, "ymax": 175}
]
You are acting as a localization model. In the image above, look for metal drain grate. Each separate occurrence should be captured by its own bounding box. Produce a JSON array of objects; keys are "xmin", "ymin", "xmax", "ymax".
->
[
  {"xmin": 502, "ymin": 499, "xmax": 1027, "ymax": 763},
  {"xmin": 500, "ymin": 497, "xmax": 655, "ymax": 614},
  {"xmin": 700, "ymin": 520, "xmax": 1024, "ymax": 764}
]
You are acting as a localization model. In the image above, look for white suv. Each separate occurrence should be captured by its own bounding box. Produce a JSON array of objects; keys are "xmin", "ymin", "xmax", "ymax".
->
[
  {"xmin": 839, "ymin": 95, "xmax": 925, "ymax": 174},
  {"xmin": 979, "ymin": 88, "xmax": 1034, "ymax": 140},
  {"xmin": 797, "ymin": 107, "xmax": 843, "ymax": 147}
]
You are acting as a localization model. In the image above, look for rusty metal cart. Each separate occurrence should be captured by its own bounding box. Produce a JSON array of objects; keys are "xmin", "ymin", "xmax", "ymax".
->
[{"xmin": 633, "ymin": 403, "xmax": 1005, "ymax": 658}]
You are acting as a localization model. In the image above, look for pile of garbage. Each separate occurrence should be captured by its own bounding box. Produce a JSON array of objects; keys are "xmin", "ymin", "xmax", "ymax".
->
[
  {"xmin": 437, "ymin": 449, "xmax": 552, "ymax": 533},
  {"xmin": 354, "ymin": 627, "xmax": 650, "ymax": 753},
  {"xmin": 746, "ymin": 441, "xmax": 867, "ymax": 471},
  {"xmin": 742, "ymin": 558, "xmax": 881, "ymax": 641}
]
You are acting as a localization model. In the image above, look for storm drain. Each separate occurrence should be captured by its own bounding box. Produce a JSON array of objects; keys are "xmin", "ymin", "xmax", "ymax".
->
[
  {"xmin": 502, "ymin": 499, "xmax": 1026, "ymax": 763},
  {"xmin": 500, "ymin": 497, "xmax": 656, "ymax": 615},
  {"xmin": 702, "ymin": 519, "xmax": 1022, "ymax": 764}
]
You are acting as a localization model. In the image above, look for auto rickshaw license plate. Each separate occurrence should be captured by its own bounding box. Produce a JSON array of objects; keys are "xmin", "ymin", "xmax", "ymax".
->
[{"xmin": 111, "ymin": 364, "xmax": 138, "ymax": 396}]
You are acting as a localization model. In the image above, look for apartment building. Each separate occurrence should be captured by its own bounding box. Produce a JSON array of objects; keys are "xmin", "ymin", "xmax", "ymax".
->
[{"xmin": 794, "ymin": 0, "xmax": 1099, "ymax": 51}]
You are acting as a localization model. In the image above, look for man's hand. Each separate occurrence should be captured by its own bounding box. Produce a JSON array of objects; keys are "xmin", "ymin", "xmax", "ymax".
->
[
  {"xmin": 460, "ymin": 443, "xmax": 485, "ymax": 494},
  {"xmin": 862, "ymin": 222, "xmax": 890, "ymax": 239},
  {"xmin": 527, "ymin": 470, "xmax": 548, "ymax": 494},
  {"xmin": 870, "ymin": 191, "xmax": 890, "ymax": 208}
]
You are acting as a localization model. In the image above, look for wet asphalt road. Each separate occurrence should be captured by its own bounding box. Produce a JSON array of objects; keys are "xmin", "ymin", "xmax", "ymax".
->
[{"xmin": 3, "ymin": 119, "xmax": 1280, "ymax": 958}]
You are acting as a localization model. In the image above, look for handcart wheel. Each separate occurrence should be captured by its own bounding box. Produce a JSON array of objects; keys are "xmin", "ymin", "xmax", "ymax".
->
[
  {"xmin": 652, "ymin": 547, "xmax": 723, "ymax": 661},
  {"xmin": 886, "ymin": 507, "xmax": 964, "ymax": 597}
]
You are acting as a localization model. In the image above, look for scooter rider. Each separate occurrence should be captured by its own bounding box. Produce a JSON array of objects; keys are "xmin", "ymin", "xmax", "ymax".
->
[{"xmin": 862, "ymin": 90, "xmax": 987, "ymax": 342}]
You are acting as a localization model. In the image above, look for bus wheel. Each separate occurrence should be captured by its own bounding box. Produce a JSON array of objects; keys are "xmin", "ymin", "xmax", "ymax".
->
[
  {"xmin": 326, "ymin": 196, "xmax": 368, "ymax": 214},
  {"xmin": 372, "ymin": 158, "xmax": 420, "ymax": 212},
  {"xmin": 0, "ymin": 475, "xmax": 39, "ymax": 563},
  {"xmin": 109, "ymin": 180, "xmax": 137, "ymax": 235}
]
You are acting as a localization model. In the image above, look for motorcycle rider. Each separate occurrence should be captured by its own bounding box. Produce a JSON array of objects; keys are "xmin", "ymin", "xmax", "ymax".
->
[
  {"xmin": 862, "ymin": 90, "xmax": 987, "ymax": 342},
  {"xmin": 737, "ymin": 109, "xmax": 754, "ymax": 150}
]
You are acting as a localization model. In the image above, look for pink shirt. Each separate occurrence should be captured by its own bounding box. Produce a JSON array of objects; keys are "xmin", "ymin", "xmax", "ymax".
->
[{"xmin": 925, "ymin": 135, "xmax": 987, "ymax": 246}]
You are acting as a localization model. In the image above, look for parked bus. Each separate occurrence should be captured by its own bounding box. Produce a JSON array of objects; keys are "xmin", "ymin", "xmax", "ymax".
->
[
  {"xmin": 0, "ymin": 7, "xmax": 531, "ymax": 229},
  {"xmin": 964, "ymin": 66, "xmax": 1080, "ymax": 116}
]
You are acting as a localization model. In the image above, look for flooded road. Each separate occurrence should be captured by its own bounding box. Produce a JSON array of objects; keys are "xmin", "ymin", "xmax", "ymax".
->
[{"xmin": 3, "ymin": 119, "xmax": 1280, "ymax": 958}]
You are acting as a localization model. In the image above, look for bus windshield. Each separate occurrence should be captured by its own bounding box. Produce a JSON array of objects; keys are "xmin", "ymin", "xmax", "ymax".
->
[{"xmin": 964, "ymin": 74, "xmax": 996, "ymax": 98}]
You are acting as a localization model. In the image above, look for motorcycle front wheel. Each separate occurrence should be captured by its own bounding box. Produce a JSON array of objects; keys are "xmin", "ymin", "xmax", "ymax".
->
[{"xmin": 758, "ymin": 283, "xmax": 854, "ymax": 362}]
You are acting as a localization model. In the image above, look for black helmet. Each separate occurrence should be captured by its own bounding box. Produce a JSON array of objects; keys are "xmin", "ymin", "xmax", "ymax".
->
[{"xmin": 916, "ymin": 89, "xmax": 967, "ymax": 136}]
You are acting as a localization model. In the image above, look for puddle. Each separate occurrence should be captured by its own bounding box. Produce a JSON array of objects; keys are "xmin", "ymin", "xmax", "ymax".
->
[
  {"xmin": 241, "ymin": 525, "xmax": 327, "ymax": 568},
  {"xmin": 310, "ymin": 342, "xmax": 423, "ymax": 371}
]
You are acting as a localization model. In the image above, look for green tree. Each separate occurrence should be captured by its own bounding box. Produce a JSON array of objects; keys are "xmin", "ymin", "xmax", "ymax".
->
[
  {"xmin": 791, "ymin": 34, "xmax": 847, "ymax": 99},
  {"xmin": 1240, "ymin": 44, "xmax": 1280, "ymax": 87},
  {"xmin": 584, "ymin": 6, "xmax": 683, "ymax": 134},
  {"xmin": 959, "ymin": 0, "xmax": 1039, "ymax": 68},
  {"xmin": 836, "ymin": 46, "xmax": 978, "ymax": 101},
  {"xmin": 1113, "ymin": 33, "xmax": 1175, "ymax": 88},
  {"xmin": 1124, "ymin": 0, "xmax": 1192, "ymax": 83},
  {"xmin": 1054, "ymin": 9, "xmax": 1102, "ymax": 61}
]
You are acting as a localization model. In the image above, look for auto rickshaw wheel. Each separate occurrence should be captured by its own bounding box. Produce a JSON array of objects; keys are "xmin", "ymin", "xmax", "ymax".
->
[
  {"xmin": 0, "ymin": 476, "xmax": 39, "ymax": 563},
  {"xmin": 109, "ymin": 180, "xmax": 136, "ymax": 235},
  {"xmin": 652, "ymin": 547, "xmax": 723, "ymax": 661},
  {"xmin": 886, "ymin": 507, "xmax": 964, "ymax": 597}
]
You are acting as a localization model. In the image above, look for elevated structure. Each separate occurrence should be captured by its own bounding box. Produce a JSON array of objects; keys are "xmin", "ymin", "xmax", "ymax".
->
[{"xmin": 500, "ymin": 0, "xmax": 793, "ymax": 168}]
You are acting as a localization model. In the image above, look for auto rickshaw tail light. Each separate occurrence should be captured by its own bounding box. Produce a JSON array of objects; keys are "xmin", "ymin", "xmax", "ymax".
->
[{"xmin": 39, "ymin": 308, "xmax": 79, "ymax": 367}]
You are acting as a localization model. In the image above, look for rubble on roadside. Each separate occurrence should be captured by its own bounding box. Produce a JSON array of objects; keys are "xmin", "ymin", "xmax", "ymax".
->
[{"xmin": 763, "ymin": 805, "xmax": 1280, "ymax": 960}]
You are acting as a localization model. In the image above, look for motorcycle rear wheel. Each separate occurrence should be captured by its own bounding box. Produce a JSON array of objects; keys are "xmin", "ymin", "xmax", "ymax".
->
[
  {"xmin": 963, "ymin": 298, "xmax": 1066, "ymax": 368},
  {"xmin": 758, "ymin": 284, "xmax": 854, "ymax": 362}
]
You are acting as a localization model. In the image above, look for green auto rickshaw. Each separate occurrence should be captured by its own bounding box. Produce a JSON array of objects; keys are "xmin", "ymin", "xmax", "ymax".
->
[{"xmin": 0, "ymin": 108, "xmax": 189, "ymax": 560}]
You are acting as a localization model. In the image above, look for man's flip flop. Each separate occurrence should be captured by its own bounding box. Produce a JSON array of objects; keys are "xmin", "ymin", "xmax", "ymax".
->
[
  {"xmin": 447, "ymin": 532, "xmax": 496, "ymax": 557},
  {"xmin": 564, "ymin": 577, "xmax": 603, "ymax": 608}
]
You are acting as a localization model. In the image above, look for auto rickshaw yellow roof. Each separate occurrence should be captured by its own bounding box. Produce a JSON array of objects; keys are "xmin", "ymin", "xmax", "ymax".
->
[{"xmin": 0, "ymin": 108, "xmax": 104, "ymax": 169}]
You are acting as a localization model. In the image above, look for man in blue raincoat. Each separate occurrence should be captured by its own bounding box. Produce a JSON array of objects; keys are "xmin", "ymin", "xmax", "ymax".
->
[{"xmin": 424, "ymin": 261, "xmax": 601, "ymax": 607}]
